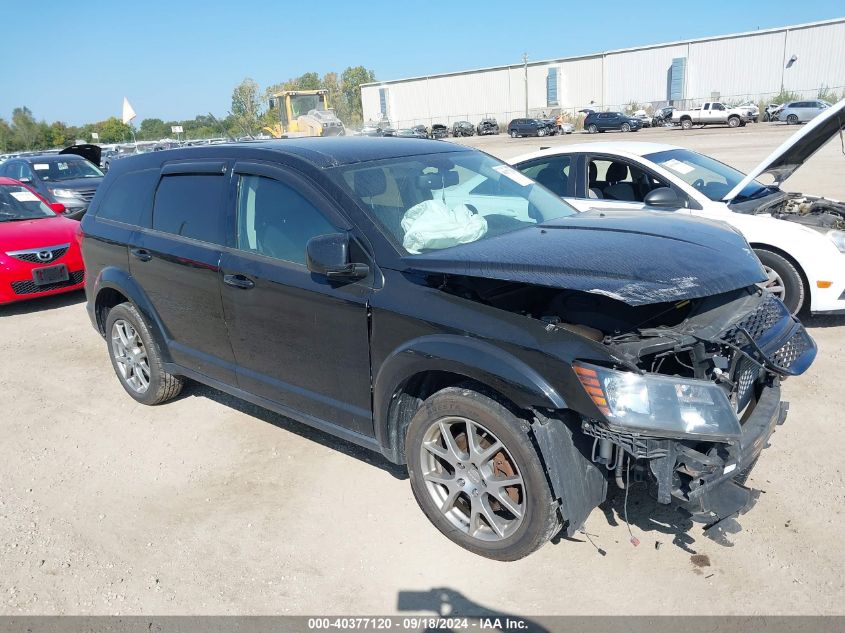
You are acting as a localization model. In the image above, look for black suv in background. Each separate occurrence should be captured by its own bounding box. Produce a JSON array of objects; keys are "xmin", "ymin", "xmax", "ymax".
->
[
  {"xmin": 583, "ymin": 111, "xmax": 642, "ymax": 133},
  {"xmin": 82, "ymin": 137, "xmax": 814, "ymax": 560},
  {"xmin": 507, "ymin": 118, "xmax": 552, "ymax": 138}
]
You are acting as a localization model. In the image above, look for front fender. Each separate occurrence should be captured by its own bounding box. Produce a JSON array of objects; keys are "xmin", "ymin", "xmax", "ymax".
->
[
  {"xmin": 90, "ymin": 266, "xmax": 172, "ymax": 362},
  {"xmin": 373, "ymin": 334, "xmax": 566, "ymax": 459}
]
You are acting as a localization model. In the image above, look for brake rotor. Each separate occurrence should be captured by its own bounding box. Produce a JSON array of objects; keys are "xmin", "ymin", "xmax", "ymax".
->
[{"xmin": 455, "ymin": 431, "xmax": 520, "ymax": 509}]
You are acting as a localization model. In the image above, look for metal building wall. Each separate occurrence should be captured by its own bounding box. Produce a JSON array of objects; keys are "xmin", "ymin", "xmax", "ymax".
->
[{"xmin": 360, "ymin": 19, "xmax": 845, "ymax": 127}]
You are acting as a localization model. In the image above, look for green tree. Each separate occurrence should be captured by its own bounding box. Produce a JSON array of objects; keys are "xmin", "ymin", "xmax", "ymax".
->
[
  {"xmin": 11, "ymin": 106, "xmax": 38, "ymax": 150},
  {"xmin": 231, "ymin": 77, "xmax": 263, "ymax": 136},
  {"xmin": 323, "ymin": 71, "xmax": 347, "ymax": 120},
  {"xmin": 96, "ymin": 117, "xmax": 132, "ymax": 143},
  {"xmin": 139, "ymin": 118, "xmax": 169, "ymax": 140},
  {"xmin": 341, "ymin": 66, "xmax": 376, "ymax": 124},
  {"xmin": 0, "ymin": 118, "xmax": 12, "ymax": 152},
  {"xmin": 49, "ymin": 121, "xmax": 69, "ymax": 147}
]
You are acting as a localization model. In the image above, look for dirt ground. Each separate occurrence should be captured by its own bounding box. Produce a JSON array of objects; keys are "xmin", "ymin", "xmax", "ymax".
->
[{"xmin": 1, "ymin": 123, "xmax": 844, "ymax": 616}]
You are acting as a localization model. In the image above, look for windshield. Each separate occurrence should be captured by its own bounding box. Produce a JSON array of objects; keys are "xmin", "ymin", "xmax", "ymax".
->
[
  {"xmin": 645, "ymin": 148, "xmax": 771, "ymax": 202},
  {"xmin": 290, "ymin": 94, "xmax": 325, "ymax": 117},
  {"xmin": 32, "ymin": 159, "xmax": 103, "ymax": 182},
  {"xmin": 0, "ymin": 185, "xmax": 55, "ymax": 221},
  {"xmin": 333, "ymin": 151, "xmax": 578, "ymax": 254}
]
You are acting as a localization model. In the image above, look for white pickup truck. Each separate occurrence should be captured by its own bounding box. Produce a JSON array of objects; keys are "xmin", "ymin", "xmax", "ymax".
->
[{"xmin": 672, "ymin": 102, "xmax": 752, "ymax": 129}]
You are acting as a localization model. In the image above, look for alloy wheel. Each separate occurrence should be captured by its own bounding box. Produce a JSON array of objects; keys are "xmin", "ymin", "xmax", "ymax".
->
[
  {"xmin": 759, "ymin": 265, "xmax": 786, "ymax": 300},
  {"xmin": 419, "ymin": 416, "xmax": 525, "ymax": 542},
  {"xmin": 111, "ymin": 319, "xmax": 151, "ymax": 394}
]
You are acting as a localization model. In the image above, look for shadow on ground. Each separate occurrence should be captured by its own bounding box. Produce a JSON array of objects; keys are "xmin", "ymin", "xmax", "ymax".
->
[
  {"xmin": 397, "ymin": 588, "xmax": 548, "ymax": 632},
  {"xmin": 800, "ymin": 313, "xmax": 845, "ymax": 329},
  {"xmin": 0, "ymin": 289, "xmax": 85, "ymax": 317},
  {"xmin": 180, "ymin": 380, "xmax": 408, "ymax": 480}
]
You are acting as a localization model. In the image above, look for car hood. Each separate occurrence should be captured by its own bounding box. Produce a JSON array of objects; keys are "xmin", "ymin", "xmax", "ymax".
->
[
  {"xmin": 60, "ymin": 144, "xmax": 102, "ymax": 166},
  {"xmin": 724, "ymin": 98, "xmax": 845, "ymax": 201},
  {"xmin": 401, "ymin": 210, "xmax": 765, "ymax": 306},
  {"xmin": 0, "ymin": 215, "xmax": 80, "ymax": 252}
]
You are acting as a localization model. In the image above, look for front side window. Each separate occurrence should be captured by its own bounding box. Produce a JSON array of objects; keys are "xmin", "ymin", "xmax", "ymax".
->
[
  {"xmin": 152, "ymin": 174, "xmax": 226, "ymax": 244},
  {"xmin": 0, "ymin": 185, "xmax": 55, "ymax": 221},
  {"xmin": 236, "ymin": 175, "xmax": 337, "ymax": 265},
  {"xmin": 333, "ymin": 151, "xmax": 577, "ymax": 254},
  {"xmin": 586, "ymin": 158, "xmax": 669, "ymax": 202}
]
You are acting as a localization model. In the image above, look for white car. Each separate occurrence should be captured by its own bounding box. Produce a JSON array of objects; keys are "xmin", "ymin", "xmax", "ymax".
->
[{"xmin": 509, "ymin": 99, "xmax": 845, "ymax": 314}]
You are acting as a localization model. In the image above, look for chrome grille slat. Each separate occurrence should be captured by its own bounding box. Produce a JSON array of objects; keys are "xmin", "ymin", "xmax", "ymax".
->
[{"xmin": 5, "ymin": 243, "xmax": 71, "ymax": 265}]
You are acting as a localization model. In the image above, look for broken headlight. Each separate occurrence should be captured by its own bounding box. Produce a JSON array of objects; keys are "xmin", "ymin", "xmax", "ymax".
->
[
  {"xmin": 573, "ymin": 362, "xmax": 741, "ymax": 441},
  {"xmin": 825, "ymin": 229, "xmax": 845, "ymax": 253}
]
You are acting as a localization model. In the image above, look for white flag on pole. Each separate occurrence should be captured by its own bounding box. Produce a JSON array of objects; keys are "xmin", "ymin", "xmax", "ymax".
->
[{"xmin": 122, "ymin": 97, "xmax": 137, "ymax": 125}]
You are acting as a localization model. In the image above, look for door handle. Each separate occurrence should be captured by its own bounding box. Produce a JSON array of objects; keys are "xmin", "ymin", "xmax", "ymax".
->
[
  {"xmin": 223, "ymin": 274, "xmax": 255, "ymax": 290},
  {"xmin": 130, "ymin": 248, "xmax": 152, "ymax": 262}
]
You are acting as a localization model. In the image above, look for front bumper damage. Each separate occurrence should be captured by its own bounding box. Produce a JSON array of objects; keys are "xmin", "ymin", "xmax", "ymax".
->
[{"xmin": 535, "ymin": 290, "xmax": 815, "ymax": 544}]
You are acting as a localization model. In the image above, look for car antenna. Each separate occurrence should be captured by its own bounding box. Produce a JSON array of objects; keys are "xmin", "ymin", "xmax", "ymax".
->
[{"xmin": 208, "ymin": 112, "xmax": 236, "ymax": 142}]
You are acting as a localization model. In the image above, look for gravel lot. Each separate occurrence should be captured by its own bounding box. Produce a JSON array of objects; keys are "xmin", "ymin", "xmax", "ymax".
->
[{"xmin": 1, "ymin": 123, "xmax": 844, "ymax": 616}]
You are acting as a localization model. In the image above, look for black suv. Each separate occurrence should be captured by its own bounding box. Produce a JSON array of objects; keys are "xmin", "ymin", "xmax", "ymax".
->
[
  {"xmin": 507, "ymin": 118, "xmax": 551, "ymax": 138},
  {"xmin": 583, "ymin": 111, "xmax": 642, "ymax": 133},
  {"xmin": 82, "ymin": 138, "xmax": 815, "ymax": 560}
]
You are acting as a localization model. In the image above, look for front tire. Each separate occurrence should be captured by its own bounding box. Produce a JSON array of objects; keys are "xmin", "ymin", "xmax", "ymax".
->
[
  {"xmin": 537, "ymin": 128, "xmax": 546, "ymax": 137},
  {"xmin": 621, "ymin": 123, "xmax": 631, "ymax": 132},
  {"xmin": 105, "ymin": 302, "xmax": 184, "ymax": 405},
  {"xmin": 728, "ymin": 116, "xmax": 740, "ymax": 128},
  {"xmin": 754, "ymin": 249, "xmax": 805, "ymax": 314},
  {"xmin": 587, "ymin": 124, "xmax": 598, "ymax": 133},
  {"xmin": 787, "ymin": 114, "xmax": 799, "ymax": 125},
  {"xmin": 406, "ymin": 387, "xmax": 559, "ymax": 561},
  {"xmin": 681, "ymin": 118, "xmax": 693, "ymax": 130}
]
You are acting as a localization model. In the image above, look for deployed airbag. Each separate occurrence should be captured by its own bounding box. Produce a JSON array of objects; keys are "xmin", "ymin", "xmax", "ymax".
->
[{"xmin": 402, "ymin": 199, "xmax": 488, "ymax": 253}]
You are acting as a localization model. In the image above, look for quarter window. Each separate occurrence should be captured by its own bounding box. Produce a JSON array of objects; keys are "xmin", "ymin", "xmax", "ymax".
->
[
  {"xmin": 96, "ymin": 168, "xmax": 159, "ymax": 225},
  {"xmin": 236, "ymin": 175, "xmax": 336, "ymax": 265},
  {"xmin": 152, "ymin": 173, "xmax": 226, "ymax": 244}
]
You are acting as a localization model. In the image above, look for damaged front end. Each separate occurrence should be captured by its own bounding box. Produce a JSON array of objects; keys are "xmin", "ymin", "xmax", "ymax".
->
[{"xmin": 571, "ymin": 288, "xmax": 815, "ymax": 540}]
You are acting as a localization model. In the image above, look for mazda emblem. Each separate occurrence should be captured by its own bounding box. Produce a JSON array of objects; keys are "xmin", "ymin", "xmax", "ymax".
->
[{"xmin": 36, "ymin": 250, "xmax": 53, "ymax": 262}]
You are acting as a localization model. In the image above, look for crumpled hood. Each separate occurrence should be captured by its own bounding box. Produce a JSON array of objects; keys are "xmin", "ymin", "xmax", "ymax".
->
[
  {"xmin": 402, "ymin": 210, "xmax": 766, "ymax": 306},
  {"xmin": 724, "ymin": 98, "xmax": 845, "ymax": 201}
]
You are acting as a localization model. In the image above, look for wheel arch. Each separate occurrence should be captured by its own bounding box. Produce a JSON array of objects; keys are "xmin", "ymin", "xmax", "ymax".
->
[
  {"xmin": 373, "ymin": 335, "xmax": 567, "ymax": 464},
  {"xmin": 93, "ymin": 267, "xmax": 172, "ymax": 362}
]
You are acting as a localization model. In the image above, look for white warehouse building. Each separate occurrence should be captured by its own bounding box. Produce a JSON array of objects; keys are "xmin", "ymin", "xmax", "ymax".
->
[{"xmin": 360, "ymin": 18, "xmax": 845, "ymax": 129}]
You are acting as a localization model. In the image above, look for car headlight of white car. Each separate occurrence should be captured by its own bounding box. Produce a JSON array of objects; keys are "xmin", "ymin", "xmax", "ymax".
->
[
  {"xmin": 48, "ymin": 188, "xmax": 81, "ymax": 199},
  {"xmin": 825, "ymin": 229, "xmax": 845, "ymax": 253}
]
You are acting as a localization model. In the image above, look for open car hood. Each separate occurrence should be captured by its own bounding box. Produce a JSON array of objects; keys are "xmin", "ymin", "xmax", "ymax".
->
[
  {"xmin": 60, "ymin": 144, "xmax": 102, "ymax": 167},
  {"xmin": 402, "ymin": 210, "xmax": 766, "ymax": 306},
  {"xmin": 724, "ymin": 99, "xmax": 845, "ymax": 201}
]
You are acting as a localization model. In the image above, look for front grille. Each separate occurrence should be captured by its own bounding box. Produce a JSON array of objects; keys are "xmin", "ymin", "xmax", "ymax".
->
[
  {"xmin": 734, "ymin": 358, "xmax": 759, "ymax": 412},
  {"xmin": 771, "ymin": 329, "xmax": 814, "ymax": 370},
  {"xmin": 11, "ymin": 270, "xmax": 84, "ymax": 295},
  {"xmin": 733, "ymin": 294, "xmax": 783, "ymax": 341},
  {"xmin": 74, "ymin": 188, "xmax": 97, "ymax": 203},
  {"xmin": 7, "ymin": 246, "xmax": 69, "ymax": 264}
]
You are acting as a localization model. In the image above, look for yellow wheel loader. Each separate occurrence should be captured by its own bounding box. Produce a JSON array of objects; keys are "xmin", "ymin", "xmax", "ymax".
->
[{"xmin": 263, "ymin": 89, "xmax": 346, "ymax": 138}]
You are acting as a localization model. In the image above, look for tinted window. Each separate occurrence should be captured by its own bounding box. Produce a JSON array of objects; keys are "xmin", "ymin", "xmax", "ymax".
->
[
  {"xmin": 152, "ymin": 174, "xmax": 226, "ymax": 244},
  {"xmin": 517, "ymin": 156, "xmax": 572, "ymax": 197},
  {"xmin": 96, "ymin": 168, "xmax": 159, "ymax": 225},
  {"xmin": 236, "ymin": 175, "xmax": 336, "ymax": 265},
  {"xmin": 712, "ymin": 103, "xmax": 725, "ymax": 111}
]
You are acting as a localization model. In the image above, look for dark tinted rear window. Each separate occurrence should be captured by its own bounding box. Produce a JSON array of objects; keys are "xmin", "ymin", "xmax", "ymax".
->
[
  {"xmin": 96, "ymin": 168, "xmax": 159, "ymax": 225},
  {"xmin": 152, "ymin": 174, "xmax": 226, "ymax": 244}
]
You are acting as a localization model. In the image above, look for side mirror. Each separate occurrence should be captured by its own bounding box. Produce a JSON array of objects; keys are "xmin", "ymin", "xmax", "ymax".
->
[
  {"xmin": 644, "ymin": 187, "xmax": 686, "ymax": 209},
  {"xmin": 18, "ymin": 176, "xmax": 32, "ymax": 184},
  {"xmin": 49, "ymin": 202, "xmax": 66, "ymax": 214},
  {"xmin": 306, "ymin": 233, "xmax": 368, "ymax": 280}
]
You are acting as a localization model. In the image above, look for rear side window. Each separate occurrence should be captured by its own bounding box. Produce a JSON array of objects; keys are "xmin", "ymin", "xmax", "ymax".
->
[
  {"xmin": 96, "ymin": 168, "xmax": 159, "ymax": 225},
  {"xmin": 152, "ymin": 174, "xmax": 226, "ymax": 244}
]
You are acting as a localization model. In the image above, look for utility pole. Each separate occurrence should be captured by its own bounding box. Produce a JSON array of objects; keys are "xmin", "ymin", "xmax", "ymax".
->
[{"xmin": 523, "ymin": 53, "xmax": 529, "ymax": 117}]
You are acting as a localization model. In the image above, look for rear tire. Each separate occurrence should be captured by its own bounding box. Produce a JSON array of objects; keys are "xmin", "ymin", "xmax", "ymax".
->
[
  {"xmin": 406, "ymin": 387, "xmax": 559, "ymax": 561},
  {"xmin": 587, "ymin": 124, "xmax": 598, "ymax": 134},
  {"xmin": 105, "ymin": 302, "xmax": 184, "ymax": 405},
  {"xmin": 510, "ymin": 130, "xmax": 518, "ymax": 138},
  {"xmin": 754, "ymin": 249, "xmax": 805, "ymax": 315}
]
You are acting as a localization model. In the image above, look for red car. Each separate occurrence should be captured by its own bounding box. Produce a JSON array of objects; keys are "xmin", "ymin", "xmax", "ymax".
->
[{"xmin": 0, "ymin": 177, "xmax": 85, "ymax": 305}]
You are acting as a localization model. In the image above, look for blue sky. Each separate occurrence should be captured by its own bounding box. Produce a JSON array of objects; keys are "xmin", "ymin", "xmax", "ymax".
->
[{"xmin": 1, "ymin": 0, "xmax": 841, "ymax": 125}]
